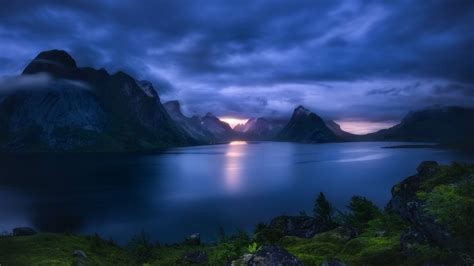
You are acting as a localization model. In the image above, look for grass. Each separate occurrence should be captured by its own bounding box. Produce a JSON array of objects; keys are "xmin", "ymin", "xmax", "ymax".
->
[
  {"xmin": 280, "ymin": 216, "xmax": 406, "ymax": 266},
  {"xmin": 0, "ymin": 233, "xmax": 131, "ymax": 265}
]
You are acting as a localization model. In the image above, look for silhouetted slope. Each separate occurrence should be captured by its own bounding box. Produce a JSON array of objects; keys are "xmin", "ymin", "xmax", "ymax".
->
[{"xmin": 365, "ymin": 106, "xmax": 474, "ymax": 145}]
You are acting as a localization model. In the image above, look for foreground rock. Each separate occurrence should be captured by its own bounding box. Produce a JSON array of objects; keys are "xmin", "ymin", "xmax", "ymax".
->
[
  {"xmin": 386, "ymin": 161, "xmax": 456, "ymax": 250},
  {"xmin": 268, "ymin": 215, "xmax": 332, "ymax": 238},
  {"xmin": 72, "ymin": 250, "xmax": 87, "ymax": 266},
  {"xmin": 232, "ymin": 246, "xmax": 303, "ymax": 266},
  {"xmin": 185, "ymin": 233, "xmax": 201, "ymax": 245},
  {"xmin": 12, "ymin": 227, "xmax": 37, "ymax": 236}
]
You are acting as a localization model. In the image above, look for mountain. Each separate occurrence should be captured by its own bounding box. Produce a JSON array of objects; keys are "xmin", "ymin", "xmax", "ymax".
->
[
  {"xmin": 234, "ymin": 117, "xmax": 287, "ymax": 140},
  {"xmin": 277, "ymin": 106, "xmax": 340, "ymax": 143},
  {"xmin": 200, "ymin": 112, "xmax": 235, "ymax": 141},
  {"xmin": 163, "ymin": 100, "xmax": 215, "ymax": 143},
  {"xmin": 0, "ymin": 49, "xmax": 194, "ymax": 152},
  {"xmin": 325, "ymin": 120, "xmax": 356, "ymax": 140},
  {"xmin": 365, "ymin": 106, "xmax": 474, "ymax": 145}
]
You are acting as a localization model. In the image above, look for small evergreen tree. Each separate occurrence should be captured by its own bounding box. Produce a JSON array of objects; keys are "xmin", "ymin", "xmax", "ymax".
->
[
  {"xmin": 346, "ymin": 195, "xmax": 381, "ymax": 230},
  {"xmin": 314, "ymin": 192, "xmax": 333, "ymax": 224}
]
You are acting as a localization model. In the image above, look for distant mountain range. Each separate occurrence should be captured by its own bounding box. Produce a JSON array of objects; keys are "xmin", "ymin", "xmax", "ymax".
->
[
  {"xmin": 234, "ymin": 117, "xmax": 286, "ymax": 140},
  {"xmin": 1, "ymin": 49, "xmax": 473, "ymax": 152}
]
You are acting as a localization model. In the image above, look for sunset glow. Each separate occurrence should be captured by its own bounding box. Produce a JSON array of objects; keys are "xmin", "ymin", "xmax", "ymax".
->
[
  {"xmin": 219, "ymin": 117, "xmax": 249, "ymax": 128},
  {"xmin": 229, "ymin": 141, "xmax": 248, "ymax": 145},
  {"xmin": 336, "ymin": 120, "xmax": 397, "ymax": 135}
]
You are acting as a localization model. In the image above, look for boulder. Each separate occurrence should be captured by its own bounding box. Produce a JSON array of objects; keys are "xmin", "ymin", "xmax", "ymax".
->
[
  {"xmin": 12, "ymin": 227, "xmax": 37, "ymax": 236},
  {"xmin": 400, "ymin": 227, "xmax": 428, "ymax": 257},
  {"xmin": 269, "ymin": 215, "xmax": 331, "ymax": 238},
  {"xmin": 72, "ymin": 250, "xmax": 87, "ymax": 266},
  {"xmin": 185, "ymin": 233, "xmax": 201, "ymax": 245},
  {"xmin": 246, "ymin": 245, "xmax": 303, "ymax": 266},
  {"xmin": 180, "ymin": 250, "xmax": 208, "ymax": 264}
]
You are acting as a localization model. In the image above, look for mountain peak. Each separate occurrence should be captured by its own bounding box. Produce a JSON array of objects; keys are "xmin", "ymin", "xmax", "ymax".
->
[
  {"xmin": 294, "ymin": 105, "xmax": 311, "ymax": 116},
  {"xmin": 36, "ymin": 50, "xmax": 76, "ymax": 67},
  {"xmin": 23, "ymin": 49, "xmax": 78, "ymax": 76}
]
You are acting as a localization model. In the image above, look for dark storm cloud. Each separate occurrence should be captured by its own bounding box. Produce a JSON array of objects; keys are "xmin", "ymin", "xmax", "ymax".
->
[{"xmin": 0, "ymin": 0, "xmax": 473, "ymax": 124}]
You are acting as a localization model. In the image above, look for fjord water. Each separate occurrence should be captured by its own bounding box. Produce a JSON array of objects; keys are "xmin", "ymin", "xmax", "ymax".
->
[{"xmin": 1, "ymin": 142, "xmax": 473, "ymax": 243}]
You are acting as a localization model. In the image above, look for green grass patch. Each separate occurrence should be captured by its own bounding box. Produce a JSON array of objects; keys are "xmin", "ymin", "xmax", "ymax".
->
[{"xmin": 0, "ymin": 233, "xmax": 131, "ymax": 265}]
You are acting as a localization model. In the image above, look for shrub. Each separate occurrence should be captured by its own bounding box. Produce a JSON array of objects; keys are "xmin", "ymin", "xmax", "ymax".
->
[
  {"xmin": 345, "ymin": 196, "xmax": 381, "ymax": 231},
  {"xmin": 254, "ymin": 222, "xmax": 268, "ymax": 234},
  {"xmin": 247, "ymin": 242, "xmax": 261, "ymax": 253},
  {"xmin": 255, "ymin": 229, "xmax": 284, "ymax": 244},
  {"xmin": 424, "ymin": 180, "xmax": 474, "ymax": 251},
  {"xmin": 314, "ymin": 192, "xmax": 333, "ymax": 224},
  {"xmin": 126, "ymin": 230, "xmax": 155, "ymax": 264}
]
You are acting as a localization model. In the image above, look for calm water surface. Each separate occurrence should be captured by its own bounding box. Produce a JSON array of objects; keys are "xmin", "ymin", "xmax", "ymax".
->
[{"xmin": 1, "ymin": 141, "xmax": 473, "ymax": 243}]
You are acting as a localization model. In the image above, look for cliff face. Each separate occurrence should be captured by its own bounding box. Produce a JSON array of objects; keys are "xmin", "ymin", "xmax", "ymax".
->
[
  {"xmin": 164, "ymin": 100, "xmax": 215, "ymax": 143},
  {"xmin": 199, "ymin": 113, "xmax": 235, "ymax": 141},
  {"xmin": 277, "ymin": 106, "xmax": 340, "ymax": 143},
  {"xmin": 0, "ymin": 50, "xmax": 194, "ymax": 152}
]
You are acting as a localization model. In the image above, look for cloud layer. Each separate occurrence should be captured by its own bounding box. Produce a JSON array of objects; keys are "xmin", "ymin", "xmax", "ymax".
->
[{"xmin": 0, "ymin": 0, "xmax": 473, "ymax": 125}]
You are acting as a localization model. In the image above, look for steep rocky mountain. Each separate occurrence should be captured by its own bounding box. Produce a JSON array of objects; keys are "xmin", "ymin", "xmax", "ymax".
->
[
  {"xmin": 0, "ymin": 49, "xmax": 194, "ymax": 152},
  {"xmin": 365, "ymin": 106, "xmax": 474, "ymax": 145},
  {"xmin": 277, "ymin": 106, "xmax": 340, "ymax": 143},
  {"xmin": 200, "ymin": 112, "xmax": 235, "ymax": 141},
  {"xmin": 163, "ymin": 100, "xmax": 215, "ymax": 143},
  {"xmin": 234, "ymin": 117, "xmax": 287, "ymax": 140}
]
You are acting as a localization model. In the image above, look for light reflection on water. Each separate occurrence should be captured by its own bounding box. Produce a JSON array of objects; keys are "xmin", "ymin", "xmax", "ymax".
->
[{"xmin": 224, "ymin": 141, "xmax": 247, "ymax": 192}]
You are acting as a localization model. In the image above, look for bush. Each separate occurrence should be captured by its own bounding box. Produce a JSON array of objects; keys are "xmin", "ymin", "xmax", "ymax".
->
[
  {"xmin": 255, "ymin": 229, "xmax": 284, "ymax": 244},
  {"xmin": 314, "ymin": 192, "xmax": 333, "ymax": 224},
  {"xmin": 254, "ymin": 222, "xmax": 268, "ymax": 234},
  {"xmin": 424, "ymin": 180, "xmax": 474, "ymax": 251},
  {"xmin": 126, "ymin": 230, "xmax": 155, "ymax": 264},
  {"xmin": 247, "ymin": 242, "xmax": 261, "ymax": 253},
  {"xmin": 209, "ymin": 242, "xmax": 242, "ymax": 264},
  {"xmin": 345, "ymin": 196, "xmax": 381, "ymax": 231}
]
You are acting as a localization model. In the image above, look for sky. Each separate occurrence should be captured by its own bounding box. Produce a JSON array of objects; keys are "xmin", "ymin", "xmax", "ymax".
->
[{"xmin": 0, "ymin": 0, "xmax": 473, "ymax": 133}]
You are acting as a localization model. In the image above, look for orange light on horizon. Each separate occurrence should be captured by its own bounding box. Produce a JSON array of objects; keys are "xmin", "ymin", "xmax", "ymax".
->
[
  {"xmin": 219, "ymin": 117, "xmax": 249, "ymax": 128},
  {"xmin": 229, "ymin": 141, "xmax": 248, "ymax": 146},
  {"xmin": 336, "ymin": 120, "xmax": 397, "ymax": 135}
]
